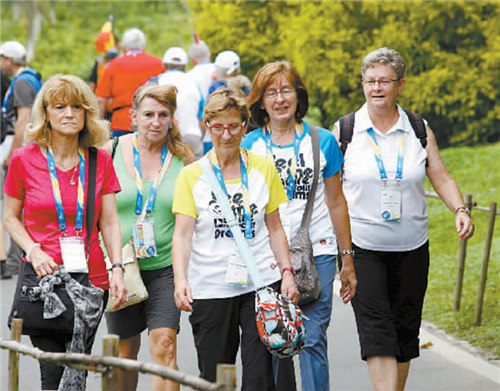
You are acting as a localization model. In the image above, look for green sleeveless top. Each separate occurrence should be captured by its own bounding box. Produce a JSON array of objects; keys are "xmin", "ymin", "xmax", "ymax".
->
[{"xmin": 113, "ymin": 141, "xmax": 184, "ymax": 270}]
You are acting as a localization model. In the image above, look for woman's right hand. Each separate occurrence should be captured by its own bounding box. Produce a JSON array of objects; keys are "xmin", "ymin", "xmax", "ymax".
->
[
  {"xmin": 174, "ymin": 279, "xmax": 193, "ymax": 312},
  {"xmin": 30, "ymin": 246, "xmax": 59, "ymax": 278}
]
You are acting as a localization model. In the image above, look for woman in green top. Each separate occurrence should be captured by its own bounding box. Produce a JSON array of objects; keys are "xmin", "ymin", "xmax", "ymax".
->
[{"xmin": 104, "ymin": 84, "xmax": 194, "ymax": 391}]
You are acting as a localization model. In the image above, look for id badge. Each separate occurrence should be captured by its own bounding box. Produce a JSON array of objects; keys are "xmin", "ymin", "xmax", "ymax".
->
[
  {"xmin": 60, "ymin": 236, "xmax": 88, "ymax": 272},
  {"xmin": 225, "ymin": 252, "xmax": 248, "ymax": 286},
  {"xmin": 133, "ymin": 218, "xmax": 157, "ymax": 258},
  {"xmin": 380, "ymin": 188, "xmax": 402, "ymax": 222}
]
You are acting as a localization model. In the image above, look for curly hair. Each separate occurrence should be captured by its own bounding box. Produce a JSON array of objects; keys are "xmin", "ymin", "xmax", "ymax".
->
[
  {"xmin": 132, "ymin": 84, "xmax": 192, "ymax": 161},
  {"xmin": 247, "ymin": 61, "xmax": 309, "ymax": 128},
  {"xmin": 26, "ymin": 74, "xmax": 110, "ymax": 148}
]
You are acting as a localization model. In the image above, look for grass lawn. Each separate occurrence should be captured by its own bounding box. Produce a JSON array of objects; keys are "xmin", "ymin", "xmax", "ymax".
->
[{"xmin": 424, "ymin": 141, "xmax": 500, "ymax": 358}]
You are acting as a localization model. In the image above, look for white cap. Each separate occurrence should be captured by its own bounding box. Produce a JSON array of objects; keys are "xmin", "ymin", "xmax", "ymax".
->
[
  {"xmin": 215, "ymin": 50, "xmax": 240, "ymax": 76},
  {"xmin": 163, "ymin": 47, "xmax": 188, "ymax": 66},
  {"xmin": 0, "ymin": 41, "xmax": 26, "ymax": 62}
]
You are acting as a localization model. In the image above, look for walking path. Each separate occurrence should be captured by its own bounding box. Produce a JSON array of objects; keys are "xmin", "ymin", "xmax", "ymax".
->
[{"xmin": 1, "ymin": 276, "xmax": 499, "ymax": 390}]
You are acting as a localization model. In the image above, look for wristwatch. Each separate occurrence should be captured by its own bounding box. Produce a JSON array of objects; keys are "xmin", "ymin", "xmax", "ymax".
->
[
  {"xmin": 281, "ymin": 267, "xmax": 295, "ymax": 276},
  {"xmin": 455, "ymin": 207, "xmax": 471, "ymax": 216},
  {"xmin": 111, "ymin": 263, "xmax": 124, "ymax": 271}
]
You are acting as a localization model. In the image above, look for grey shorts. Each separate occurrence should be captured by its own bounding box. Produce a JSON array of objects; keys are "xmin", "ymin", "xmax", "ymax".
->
[{"xmin": 105, "ymin": 265, "xmax": 180, "ymax": 339}]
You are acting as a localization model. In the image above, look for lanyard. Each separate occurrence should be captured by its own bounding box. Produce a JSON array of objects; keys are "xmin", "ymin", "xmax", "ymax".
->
[
  {"xmin": 46, "ymin": 146, "xmax": 86, "ymax": 233},
  {"xmin": 366, "ymin": 128, "xmax": 404, "ymax": 182},
  {"xmin": 132, "ymin": 133, "xmax": 168, "ymax": 215},
  {"xmin": 210, "ymin": 149, "xmax": 253, "ymax": 240},
  {"xmin": 263, "ymin": 124, "xmax": 302, "ymax": 200}
]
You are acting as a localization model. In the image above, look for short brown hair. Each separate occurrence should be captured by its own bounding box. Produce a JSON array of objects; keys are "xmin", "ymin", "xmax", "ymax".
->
[
  {"xmin": 26, "ymin": 74, "xmax": 109, "ymax": 148},
  {"xmin": 132, "ymin": 84, "xmax": 192, "ymax": 161},
  {"xmin": 203, "ymin": 88, "xmax": 249, "ymax": 125},
  {"xmin": 248, "ymin": 61, "xmax": 309, "ymax": 128}
]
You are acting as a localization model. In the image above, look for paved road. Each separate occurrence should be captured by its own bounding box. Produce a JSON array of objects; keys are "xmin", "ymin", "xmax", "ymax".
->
[{"xmin": 1, "ymin": 275, "xmax": 499, "ymax": 391}]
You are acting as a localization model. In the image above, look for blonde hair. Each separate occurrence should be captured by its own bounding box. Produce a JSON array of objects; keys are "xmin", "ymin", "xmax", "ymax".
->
[
  {"xmin": 26, "ymin": 74, "xmax": 110, "ymax": 148},
  {"xmin": 132, "ymin": 84, "xmax": 192, "ymax": 161}
]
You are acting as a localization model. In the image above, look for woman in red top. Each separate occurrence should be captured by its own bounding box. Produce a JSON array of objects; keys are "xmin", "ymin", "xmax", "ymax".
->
[{"xmin": 3, "ymin": 74, "xmax": 126, "ymax": 391}]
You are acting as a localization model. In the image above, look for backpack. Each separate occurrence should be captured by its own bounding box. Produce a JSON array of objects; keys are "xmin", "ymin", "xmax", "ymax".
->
[
  {"xmin": 338, "ymin": 110, "xmax": 427, "ymax": 156},
  {"xmin": 1, "ymin": 68, "xmax": 43, "ymax": 143}
]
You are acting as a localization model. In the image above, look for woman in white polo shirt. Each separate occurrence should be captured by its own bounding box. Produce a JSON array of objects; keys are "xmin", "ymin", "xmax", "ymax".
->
[{"xmin": 334, "ymin": 47, "xmax": 475, "ymax": 391}]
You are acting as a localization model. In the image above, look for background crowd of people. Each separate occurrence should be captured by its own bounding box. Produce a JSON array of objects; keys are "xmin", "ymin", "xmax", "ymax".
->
[{"xmin": 0, "ymin": 25, "xmax": 474, "ymax": 391}]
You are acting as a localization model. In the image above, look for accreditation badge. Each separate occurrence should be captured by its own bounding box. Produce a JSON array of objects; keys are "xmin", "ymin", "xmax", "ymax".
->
[
  {"xmin": 225, "ymin": 252, "xmax": 248, "ymax": 286},
  {"xmin": 133, "ymin": 218, "xmax": 157, "ymax": 258},
  {"xmin": 380, "ymin": 187, "xmax": 402, "ymax": 222},
  {"xmin": 60, "ymin": 236, "xmax": 88, "ymax": 272}
]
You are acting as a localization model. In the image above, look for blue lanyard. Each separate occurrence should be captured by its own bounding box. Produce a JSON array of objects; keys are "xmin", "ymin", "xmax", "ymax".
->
[
  {"xmin": 210, "ymin": 149, "xmax": 253, "ymax": 240},
  {"xmin": 366, "ymin": 128, "xmax": 404, "ymax": 182},
  {"xmin": 132, "ymin": 133, "xmax": 168, "ymax": 215},
  {"xmin": 46, "ymin": 146, "xmax": 86, "ymax": 233},
  {"xmin": 263, "ymin": 124, "xmax": 302, "ymax": 200}
]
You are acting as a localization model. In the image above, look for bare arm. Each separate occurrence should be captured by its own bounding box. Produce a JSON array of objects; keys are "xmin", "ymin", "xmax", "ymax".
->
[
  {"xmin": 97, "ymin": 97, "xmax": 107, "ymax": 120},
  {"xmin": 3, "ymin": 194, "xmax": 59, "ymax": 277},
  {"xmin": 3, "ymin": 106, "xmax": 30, "ymax": 167},
  {"xmin": 172, "ymin": 213, "xmax": 195, "ymax": 312},
  {"xmin": 265, "ymin": 209, "xmax": 299, "ymax": 303},
  {"xmin": 425, "ymin": 126, "xmax": 474, "ymax": 240},
  {"xmin": 324, "ymin": 173, "xmax": 357, "ymax": 303},
  {"xmin": 100, "ymin": 192, "xmax": 127, "ymax": 309}
]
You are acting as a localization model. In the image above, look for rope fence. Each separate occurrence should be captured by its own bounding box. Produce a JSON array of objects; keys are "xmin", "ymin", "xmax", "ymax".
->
[{"xmin": 1, "ymin": 319, "xmax": 236, "ymax": 391}]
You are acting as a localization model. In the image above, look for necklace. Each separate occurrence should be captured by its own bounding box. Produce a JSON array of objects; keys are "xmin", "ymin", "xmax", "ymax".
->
[{"xmin": 69, "ymin": 164, "xmax": 78, "ymax": 185}]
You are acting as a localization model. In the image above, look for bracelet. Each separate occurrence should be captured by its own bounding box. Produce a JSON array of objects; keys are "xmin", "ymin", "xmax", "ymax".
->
[
  {"xmin": 111, "ymin": 263, "xmax": 125, "ymax": 271},
  {"xmin": 281, "ymin": 266, "xmax": 294, "ymax": 275},
  {"xmin": 339, "ymin": 249, "xmax": 355, "ymax": 257},
  {"xmin": 26, "ymin": 243, "xmax": 41, "ymax": 262},
  {"xmin": 455, "ymin": 207, "xmax": 471, "ymax": 216}
]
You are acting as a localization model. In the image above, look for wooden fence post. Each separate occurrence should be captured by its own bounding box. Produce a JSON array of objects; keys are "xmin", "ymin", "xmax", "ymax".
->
[
  {"xmin": 216, "ymin": 364, "xmax": 236, "ymax": 391},
  {"xmin": 8, "ymin": 318, "xmax": 23, "ymax": 391},
  {"xmin": 453, "ymin": 193, "xmax": 473, "ymax": 311},
  {"xmin": 474, "ymin": 201, "xmax": 497, "ymax": 326},
  {"xmin": 102, "ymin": 334, "xmax": 120, "ymax": 391}
]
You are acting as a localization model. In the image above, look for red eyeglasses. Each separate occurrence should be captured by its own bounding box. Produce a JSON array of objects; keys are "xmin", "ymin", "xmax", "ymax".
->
[{"xmin": 206, "ymin": 121, "xmax": 246, "ymax": 136}]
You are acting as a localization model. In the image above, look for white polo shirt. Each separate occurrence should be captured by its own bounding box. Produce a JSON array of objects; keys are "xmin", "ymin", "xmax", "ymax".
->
[{"xmin": 340, "ymin": 103, "xmax": 429, "ymax": 251}]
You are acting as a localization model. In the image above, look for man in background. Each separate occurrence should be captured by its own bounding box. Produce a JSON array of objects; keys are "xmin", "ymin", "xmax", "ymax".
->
[
  {"xmin": 187, "ymin": 39, "xmax": 215, "ymax": 154},
  {"xmin": 156, "ymin": 46, "xmax": 204, "ymax": 158},
  {"xmin": 0, "ymin": 40, "xmax": 42, "ymax": 278},
  {"xmin": 96, "ymin": 28, "xmax": 164, "ymax": 137}
]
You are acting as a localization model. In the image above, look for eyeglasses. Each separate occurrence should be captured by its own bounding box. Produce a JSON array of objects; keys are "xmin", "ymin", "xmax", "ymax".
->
[
  {"xmin": 206, "ymin": 121, "xmax": 246, "ymax": 136},
  {"xmin": 363, "ymin": 79, "xmax": 400, "ymax": 87},
  {"xmin": 263, "ymin": 87, "xmax": 296, "ymax": 100}
]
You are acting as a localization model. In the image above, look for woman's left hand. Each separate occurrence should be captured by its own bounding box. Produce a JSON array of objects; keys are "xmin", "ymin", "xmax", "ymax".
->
[
  {"xmin": 281, "ymin": 272, "xmax": 299, "ymax": 304},
  {"xmin": 109, "ymin": 268, "xmax": 127, "ymax": 310},
  {"xmin": 456, "ymin": 212, "xmax": 475, "ymax": 241}
]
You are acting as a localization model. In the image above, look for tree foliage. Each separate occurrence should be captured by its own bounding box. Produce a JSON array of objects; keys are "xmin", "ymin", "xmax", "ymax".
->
[
  {"xmin": 1, "ymin": 0, "xmax": 498, "ymax": 147},
  {"xmin": 190, "ymin": 0, "xmax": 500, "ymax": 147}
]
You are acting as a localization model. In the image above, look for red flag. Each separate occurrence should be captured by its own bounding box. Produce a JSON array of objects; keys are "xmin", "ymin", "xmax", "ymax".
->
[{"xmin": 95, "ymin": 21, "xmax": 115, "ymax": 53}]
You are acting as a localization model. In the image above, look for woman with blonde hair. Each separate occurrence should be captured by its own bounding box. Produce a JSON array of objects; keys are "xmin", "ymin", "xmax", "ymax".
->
[
  {"xmin": 104, "ymin": 84, "xmax": 194, "ymax": 391},
  {"xmin": 4, "ymin": 74, "xmax": 126, "ymax": 391}
]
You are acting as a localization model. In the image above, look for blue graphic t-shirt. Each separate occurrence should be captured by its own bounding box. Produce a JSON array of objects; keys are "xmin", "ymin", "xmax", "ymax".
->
[{"xmin": 241, "ymin": 122, "xmax": 343, "ymax": 256}]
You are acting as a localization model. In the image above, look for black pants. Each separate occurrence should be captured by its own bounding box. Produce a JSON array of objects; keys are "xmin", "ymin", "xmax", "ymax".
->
[
  {"xmin": 189, "ymin": 284, "xmax": 280, "ymax": 391},
  {"xmin": 351, "ymin": 242, "xmax": 429, "ymax": 362},
  {"xmin": 30, "ymin": 290, "xmax": 108, "ymax": 390}
]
